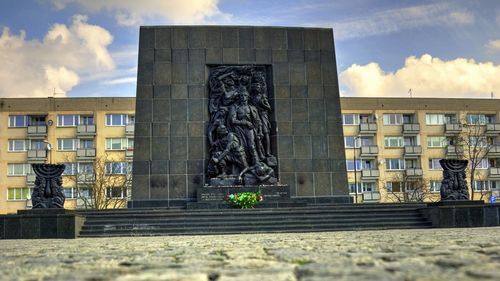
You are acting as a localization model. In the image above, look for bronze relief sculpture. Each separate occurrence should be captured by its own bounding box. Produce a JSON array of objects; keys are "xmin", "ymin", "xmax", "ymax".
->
[{"xmin": 207, "ymin": 66, "xmax": 277, "ymax": 186}]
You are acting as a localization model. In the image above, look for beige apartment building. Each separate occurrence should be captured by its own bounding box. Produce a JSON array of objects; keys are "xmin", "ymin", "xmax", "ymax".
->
[
  {"xmin": 1, "ymin": 97, "xmax": 499, "ymax": 214},
  {"xmin": 341, "ymin": 97, "xmax": 500, "ymax": 203},
  {"xmin": 0, "ymin": 97, "xmax": 135, "ymax": 214}
]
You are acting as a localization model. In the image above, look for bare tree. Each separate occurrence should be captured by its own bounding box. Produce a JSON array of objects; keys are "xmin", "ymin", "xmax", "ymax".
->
[
  {"xmin": 450, "ymin": 117, "xmax": 493, "ymax": 200},
  {"xmin": 382, "ymin": 172, "xmax": 436, "ymax": 203},
  {"xmin": 64, "ymin": 154, "xmax": 131, "ymax": 210}
]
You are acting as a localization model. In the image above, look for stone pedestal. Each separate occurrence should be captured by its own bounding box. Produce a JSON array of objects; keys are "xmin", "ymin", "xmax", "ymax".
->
[{"xmin": 197, "ymin": 184, "xmax": 290, "ymax": 203}]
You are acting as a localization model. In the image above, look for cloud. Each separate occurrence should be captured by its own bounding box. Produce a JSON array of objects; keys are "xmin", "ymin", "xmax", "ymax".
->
[
  {"xmin": 102, "ymin": 77, "xmax": 136, "ymax": 85},
  {"xmin": 0, "ymin": 15, "xmax": 114, "ymax": 97},
  {"xmin": 331, "ymin": 3, "xmax": 474, "ymax": 40},
  {"xmin": 51, "ymin": 0, "xmax": 230, "ymax": 26},
  {"xmin": 486, "ymin": 39, "xmax": 500, "ymax": 52},
  {"xmin": 339, "ymin": 54, "xmax": 500, "ymax": 98}
]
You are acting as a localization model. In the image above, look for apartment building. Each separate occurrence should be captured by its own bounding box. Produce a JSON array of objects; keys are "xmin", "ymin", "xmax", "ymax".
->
[
  {"xmin": 341, "ymin": 97, "xmax": 500, "ymax": 203},
  {"xmin": 0, "ymin": 97, "xmax": 135, "ymax": 214},
  {"xmin": 1, "ymin": 96, "xmax": 499, "ymax": 214}
]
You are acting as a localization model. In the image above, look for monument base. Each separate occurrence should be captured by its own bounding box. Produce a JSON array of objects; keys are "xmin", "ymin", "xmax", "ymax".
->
[{"xmin": 198, "ymin": 184, "xmax": 290, "ymax": 203}]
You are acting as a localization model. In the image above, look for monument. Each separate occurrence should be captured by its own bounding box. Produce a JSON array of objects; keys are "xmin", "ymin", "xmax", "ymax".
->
[
  {"xmin": 439, "ymin": 159, "xmax": 469, "ymax": 201},
  {"xmin": 31, "ymin": 164, "xmax": 66, "ymax": 209},
  {"xmin": 129, "ymin": 26, "xmax": 350, "ymax": 208}
]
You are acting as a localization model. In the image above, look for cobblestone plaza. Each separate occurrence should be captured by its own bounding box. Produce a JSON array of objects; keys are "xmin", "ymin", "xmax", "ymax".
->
[{"xmin": 1, "ymin": 227, "xmax": 499, "ymax": 280}]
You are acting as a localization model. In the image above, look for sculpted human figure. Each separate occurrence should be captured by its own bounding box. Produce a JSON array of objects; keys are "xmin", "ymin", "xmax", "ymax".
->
[
  {"xmin": 229, "ymin": 90, "xmax": 261, "ymax": 165},
  {"xmin": 208, "ymin": 125, "xmax": 249, "ymax": 178},
  {"xmin": 251, "ymin": 76, "xmax": 273, "ymax": 159}
]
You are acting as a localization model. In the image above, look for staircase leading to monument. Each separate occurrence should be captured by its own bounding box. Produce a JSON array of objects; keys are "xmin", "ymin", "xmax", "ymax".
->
[{"xmin": 78, "ymin": 204, "xmax": 433, "ymax": 237}]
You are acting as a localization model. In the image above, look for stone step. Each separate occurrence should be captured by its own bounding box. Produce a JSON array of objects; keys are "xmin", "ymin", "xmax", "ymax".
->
[
  {"xmin": 83, "ymin": 212, "xmax": 424, "ymax": 225},
  {"xmin": 81, "ymin": 208, "xmax": 425, "ymax": 219},
  {"xmin": 82, "ymin": 216, "xmax": 428, "ymax": 229},
  {"xmin": 78, "ymin": 221, "xmax": 433, "ymax": 237}
]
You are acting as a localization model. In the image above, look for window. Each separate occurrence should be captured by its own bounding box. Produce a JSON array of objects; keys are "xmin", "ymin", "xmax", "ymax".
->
[
  {"xmin": 105, "ymin": 162, "xmax": 129, "ymax": 174},
  {"xmin": 80, "ymin": 139, "xmax": 95, "ymax": 149},
  {"xmin": 57, "ymin": 139, "xmax": 78, "ymax": 151},
  {"xmin": 342, "ymin": 114, "xmax": 359, "ymax": 125},
  {"xmin": 7, "ymin": 164, "xmax": 31, "ymax": 176},
  {"xmin": 348, "ymin": 183, "xmax": 361, "ymax": 194},
  {"xmin": 362, "ymin": 182, "xmax": 376, "ymax": 192},
  {"xmin": 30, "ymin": 140, "xmax": 45, "ymax": 150},
  {"xmin": 7, "ymin": 187, "xmax": 32, "ymax": 200},
  {"xmin": 107, "ymin": 187, "xmax": 128, "ymax": 198},
  {"xmin": 429, "ymin": 159, "xmax": 443, "ymax": 170},
  {"xmin": 402, "ymin": 114, "xmax": 415, "ymax": 124},
  {"xmin": 57, "ymin": 115, "xmax": 79, "ymax": 127},
  {"xmin": 80, "ymin": 115, "xmax": 94, "ymax": 125},
  {"xmin": 445, "ymin": 114, "xmax": 458, "ymax": 124},
  {"xmin": 384, "ymin": 136, "xmax": 404, "ymax": 148},
  {"xmin": 386, "ymin": 181, "xmax": 403, "ymax": 192},
  {"xmin": 346, "ymin": 160, "xmax": 362, "ymax": 171},
  {"xmin": 359, "ymin": 114, "xmax": 375, "ymax": 124},
  {"xmin": 473, "ymin": 181, "xmax": 489, "ymax": 191},
  {"xmin": 427, "ymin": 136, "xmax": 447, "ymax": 148},
  {"xmin": 29, "ymin": 116, "xmax": 46, "ymax": 126},
  {"xmin": 383, "ymin": 114, "xmax": 403, "ymax": 125},
  {"xmin": 62, "ymin": 163, "xmax": 77, "ymax": 175},
  {"xmin": 8, "ymin": 115, "xmax": 28, "ymax": 127},
  {"xmin": 426, "ymin": 114, "xmax": 445, "ymax": 125},
  {"xmin": 63, "ymin": 187, "xmax": 77, "ymax": 199},
  {"xmin": 491, "ymin": 181, "xmax": 500, "ymax": 190},
  {"xmin": 386, "ymin": 159, "xmax": 405, "ymax": 170},
  {"xmin": 470, "ymin": 136, "xmax": 488, "ymax": 147},
  {"xmin": 430, "ymin": 181, "xmax": 441, "ymax": 192},
  {"xmin": 106, "ymin": 114, "xmax": 134, "ymax": 126},
  {"xmin": 405, "ymin": 159, "xmax": 420, "ymax": 169},
  {"xmin": 404, "ymin": 136, "xmax": 418, "ymax": 146},
  {"xmin": 105, "ymin": 138, "xmax": 129, "ymax": 150},
  {"xmin": 8, "ymin": 140, "xmax": 27, "ymax": 152},
  {"xmin": 471, "ymin": 159, "xmax": 489, "ymax": 169},
  {"xmin": 467, "ymin": 114, "xmax": 495, "ymax": 125},
  {"xmin": 78, "ymin": 163, "xmax": 94, "ymax": 174},
  {"xmin": 127, "ymin": 138, "xmax": 134, "ymax": 149},
  {"xmin": 344, "ymin": 137, "xmax": 360, "ymax": 148}
]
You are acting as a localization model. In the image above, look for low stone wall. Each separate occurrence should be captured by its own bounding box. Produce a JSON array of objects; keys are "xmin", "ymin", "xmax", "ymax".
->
[
  {"xmin": 420, "ymin": 203, "xmax": 500, "ymax": 228},
  {"xmin": 0, "ymin": 209, "xmax": 85, "ymax": 239}
]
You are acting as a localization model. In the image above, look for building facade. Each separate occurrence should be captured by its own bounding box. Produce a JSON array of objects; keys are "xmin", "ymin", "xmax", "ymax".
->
[
  {"xmin": 1, "ymin": 96, "xmax": 499, "ymax": 214},
  {"xmin": 0, "ymin": 98, "xmax": 135, "ymax": 214},
  {"xmin": 341, "ymin": 97, "xmax": 500, "ymax": 203}
]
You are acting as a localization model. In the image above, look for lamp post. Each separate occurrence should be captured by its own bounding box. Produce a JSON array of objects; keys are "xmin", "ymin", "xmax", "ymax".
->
[
  {"xmin": 352, "ymin": 136, "xmax": 360, "ymax": 204},
  {"xmin": 43, "ymin": 140, "xmax": 53, "ymax": 164}
]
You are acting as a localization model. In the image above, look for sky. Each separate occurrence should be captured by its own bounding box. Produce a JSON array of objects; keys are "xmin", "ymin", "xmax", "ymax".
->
[{"xmin": 0, "ymin": 0, "xmax": 499, "ymax": 99}]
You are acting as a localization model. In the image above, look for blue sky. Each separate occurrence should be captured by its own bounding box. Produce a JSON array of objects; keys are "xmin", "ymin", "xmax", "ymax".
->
[{"xmin": 0, "ymin": 0, "xmax": 499, "ymax": 98}]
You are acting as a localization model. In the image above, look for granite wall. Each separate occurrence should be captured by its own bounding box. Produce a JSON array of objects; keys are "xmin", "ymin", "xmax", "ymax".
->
[{"xmin": 131, "ymin": 26, "xmax": 348, "ymax": 207}]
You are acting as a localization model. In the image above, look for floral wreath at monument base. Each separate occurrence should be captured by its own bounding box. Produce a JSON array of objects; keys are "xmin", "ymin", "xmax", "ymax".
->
[{"xmin": 225, "ymin": 192, "xmax": 264, "ymax": 208}]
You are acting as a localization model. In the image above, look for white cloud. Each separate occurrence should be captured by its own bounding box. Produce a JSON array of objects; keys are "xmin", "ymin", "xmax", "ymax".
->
[
  {"xmin": 486, "ymin": 39, "xmax": 500, "ymax": 52},
  {"xmin": 331, "ymin": 3, "xmax": 474, "ymax": 40},
  {"xmin": 0, "ymin": 15, "xmax": 114, "ymax": 97},
  {"xmin": 102, "ymin": 77, "xmax": 136, "ymax": 85},
  {"xmin": 340, "ymin": 54, "xmax": 500, "ymax": 98},
  {"xmin": 51, "ymin": 0, "xmax": 229, "ymax": 26}
]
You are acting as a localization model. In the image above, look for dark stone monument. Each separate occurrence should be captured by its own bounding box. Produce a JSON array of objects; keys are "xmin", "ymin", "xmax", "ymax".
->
[
  {"xmin": 439, "ymin": 159, "xmax": 469, "ymax": 201},
  {"xmin": 31, "ymin": 164, "xmax": 66, "ymax": 208},
  {"xmin": 129, "ymin": 26, "xmax": 350, "ymax": 208}
]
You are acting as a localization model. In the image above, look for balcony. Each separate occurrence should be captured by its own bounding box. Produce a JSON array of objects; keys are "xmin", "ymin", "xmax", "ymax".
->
[
  {"xmin": 489, "ymin": 146, "xmax": 500, "ymax": 157},
  {"xmin": 406, "ymin": 168, "xmax": 423, "ymax": 178},
  {"xmin": 445, "ymin": 123, "xmax": 461, "ymax": 135},
  {"xmin": 76, "ymin": 148, "xmax": 96, "ymax": 160},
  {"xmin": 27, "ymin": 125, "xmax": 47, "ymax": 138},
  {"xmin": 126, "ymin": 149, "xmax": 134, "ymax": 160},
  {"xmin": 359, "ymin": 123, "xmax": 377, "ymax": 135},
  {"xmin": 26, "ymin": 174, "xmax": 36, "ymax": 185},
  {"xmin": 446, "ymin": 145, "xmax": 460, "ymax": 157},
  {"xmin": 486, "ymin": 123, "xmax": 500, "ymax": 136},
  {"xmin": 362, "ymin": 192, "xmax": 381, "ymax": 202},
  {"xmin": 360, "ymin": 146, "xmax": 378, "ymax": 158},
  {"xmin": 76, "ymin": 125, "xmax": 96, "ymax": 137},
  {"xmin": 490, "ymin": 168, "xmax": 500, "ymax": 179},
  {"xmin": 125, "ymin": 124, "xmax": 134, "ymax": 135},
  {"xmin": 27, "ymin": 149, "xmax": 47, "ymax": 162},
  {"xmin": 361, "ymin": 169, "xmax": 379, "ymax": 181},
  {"xmin": 402, "ymin": 123, "xmax": 420, "ymax": 135},
  {"xmin": 404, "ymin": 146, "xmax": 422, "ymax": 158}
]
